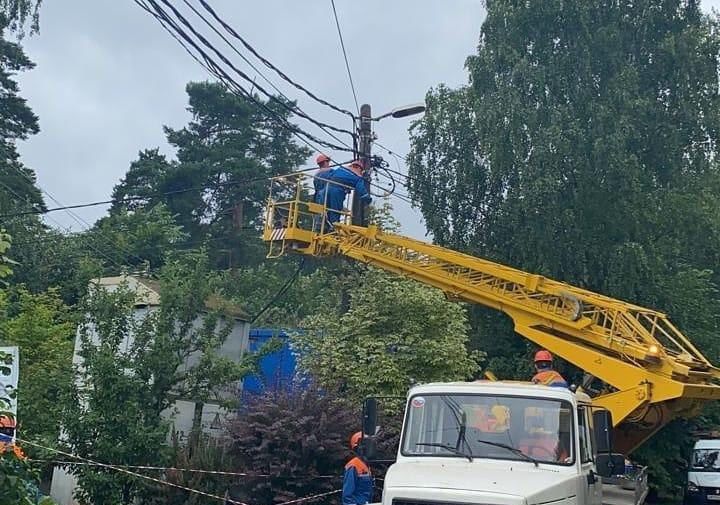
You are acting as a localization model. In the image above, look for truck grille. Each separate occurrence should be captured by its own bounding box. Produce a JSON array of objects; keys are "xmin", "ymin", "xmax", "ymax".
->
[{"xmin": 393, "ymin": 500, "xmax": 478, "ymax": 505}]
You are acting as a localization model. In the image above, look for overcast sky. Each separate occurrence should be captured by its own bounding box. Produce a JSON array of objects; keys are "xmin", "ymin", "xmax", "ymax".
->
[
  {"xmin": 15, "ymin": 0, "xmax": 484, "ymax": 239},
  {"xmin": 13, "ymin": 0, "xmax": 720, "ymax": 240}
]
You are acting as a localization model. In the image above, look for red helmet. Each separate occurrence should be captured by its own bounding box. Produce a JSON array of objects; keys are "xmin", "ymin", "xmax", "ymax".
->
[
  {"xmin": 316, "ymin": 153, "xmax": 331, "ymax": 165},
  {"xmin": 534, "ymin": 350, "xmax": 553, "ymax": 363},
  {"xmin": 350, "ymin": 431, "xmax": 362, "ymax": 450}
]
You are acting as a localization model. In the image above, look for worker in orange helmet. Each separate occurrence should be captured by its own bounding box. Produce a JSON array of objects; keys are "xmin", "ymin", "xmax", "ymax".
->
[
  {"xmin": 531, "ymin": 350, "xmax": 568, "ymax": 388},
  {"xmin": 313, "ymin": 153, "xmax": 334, "ymax": 203},
  {"xmin": 317, "ymin": 160, "xmax": 371, "ymax": 226},
  {"xmin": 0, "ymin": 416, "xmax": 25, "ymax": 459},
  {"xmin": 342, "ymin": 431, "xmax": 374, "ymax": 505}
]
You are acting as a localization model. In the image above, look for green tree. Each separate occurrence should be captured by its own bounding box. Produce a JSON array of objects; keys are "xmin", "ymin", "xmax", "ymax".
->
[
  {"xmin": 408, "ymin": 0, "xmax": 720, "ymax": 495},
  {"xmin": 296, "ymin": 268, "xmax": 482, "ymax": 409},
  {"xmin": 9, "ymin": 230, "xmax": 104, "ymax": 305},
  {"xmin": 112, "ymin": 82, "xmax": 312, "ymax": 268},
  {"xmin": 1, "ymin": 2, "xmax": 43, "ymax": 35},
  {"xmin": 0, "ymin": 287, "xmax": 74, "ymax": 446},
  {"xmin": 63, "ymin": 252, "xmax": 264, "ymax": 504},
  {"xmin": 0, "ymin": 12, "xmax": 43, "ymax": 219},
  {"xmin": 89, "ymin": 204, "xmax": 187, "ymax": 272}
]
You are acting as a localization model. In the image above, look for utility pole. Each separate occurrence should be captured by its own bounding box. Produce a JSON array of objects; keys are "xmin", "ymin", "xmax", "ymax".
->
[{"xmin": 352, "ymin": 104, "xmax": 373, "ymax": 226}]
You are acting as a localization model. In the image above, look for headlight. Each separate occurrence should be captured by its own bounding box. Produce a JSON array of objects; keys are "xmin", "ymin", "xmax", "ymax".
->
[{"xmin": 688, "ymin": 481, "xmax": 699, "ymax": 493}]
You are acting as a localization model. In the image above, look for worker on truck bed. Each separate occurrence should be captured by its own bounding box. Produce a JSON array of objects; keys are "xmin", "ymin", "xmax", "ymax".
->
[
  {"xmin": 343, "ymin": 431, "xmax": 374, "ymax": 505},
  {"xmin": 313, "ymin": 153, "xmax": 333, "ymax": 202},
  {"xmin": 317, "ymin": 160, "xmax": 372, "ymax": 225},
  {"xmin": 532, "ymin": 350, "xmax": 568, "ymax": 387}
]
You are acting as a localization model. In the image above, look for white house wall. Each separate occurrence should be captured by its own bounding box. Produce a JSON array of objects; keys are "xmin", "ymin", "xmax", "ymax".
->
[{"xmin": 51, "ymin": 290, "xmax": 249, "ymax": 505}]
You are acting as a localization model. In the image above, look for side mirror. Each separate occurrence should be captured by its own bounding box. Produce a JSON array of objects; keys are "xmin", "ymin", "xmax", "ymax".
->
[
  {"xmin": 363, "ymin": 397, "xmax": 378, "ymax": 437},
  {"xmin": 596, "ymin": 453, "xmax": 626, "ymax": 478},
  {"xmin": 593, "ymin": 409, "xmax": 613, "ymax": 454},
  {"xmin": 358, "ymin": 436, "xmax": 377, "ymax": 460}
]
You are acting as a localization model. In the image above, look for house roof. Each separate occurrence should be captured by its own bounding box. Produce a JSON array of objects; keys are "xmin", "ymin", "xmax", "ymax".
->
[{"xmin": 91, "ymin": 275, "xmax": 249, "ymax": 321}]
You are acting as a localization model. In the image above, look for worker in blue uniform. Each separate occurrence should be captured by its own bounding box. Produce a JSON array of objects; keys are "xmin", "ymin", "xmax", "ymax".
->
[
  {"xmin": 343, "ymin": 432, "xmax": 374, "ymax": 505},
  {"xmin": 318, "ymin": 159, "xmax": 372, "ymax": 226},
  {"xmin": 313, "ymin": 153, "xmax": 333, "ymax": 203}
]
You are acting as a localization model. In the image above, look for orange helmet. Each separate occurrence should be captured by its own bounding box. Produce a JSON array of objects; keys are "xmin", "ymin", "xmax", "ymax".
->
[
  {"xmin": 350, "ymin": 431, "xmax": 362, "ymax": 450},
  {"xmin": 349, "ymin": 160, "xmax": 365, "ymax": 176},
  {"xmin": 316, "ymin": 153, "xmax": 331, "ymax": 165},
  {"xmin": 534, "ymin": 350, "xmax": 553, "ymax": 363}
]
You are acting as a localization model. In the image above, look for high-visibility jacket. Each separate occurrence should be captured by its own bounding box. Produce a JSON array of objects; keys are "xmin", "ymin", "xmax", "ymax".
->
[
  {"xmin": 342, "ymin": 456, "xmax": 374, "ymax": 505},
  {"xmin": 0, "ymin": 441, "xmax": 26, "ymax": 459},
  {"xmin": 532, "ymin": 369, "xmax": 568, "ymax": 388}
]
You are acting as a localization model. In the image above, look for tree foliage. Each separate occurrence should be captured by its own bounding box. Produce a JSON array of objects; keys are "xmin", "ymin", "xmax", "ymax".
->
[
  {"xmin": 63, "ymin": 252, "xmax": 263, "ymax": 504},
  {"xmin": 89, "ymin": 204, "xmax": 187, "ymax": 272},
  {"xmin": 111, "ymin": 83, "xmax": 312, "ymax": 268},
  {"xmin": 226, "ymin": 387, "xmax": 356, "ymax": 505},
  {"xmin": 0, "ymin": 1, "xmax": 43, "ymax": 35},
  {"xmin": 408, "ymin": 0, "xmax": 720, "ymax": 496},
  {"xmin": 296, "ymin": 268, "xmax": 482, "ymax": 409},
  {"xmin": 0, "ymin": 287, "xmax": 74, "ymax": 446},
  {"xmin": 0, "ymin": 13, "xmax": 43, "ymax": 220}
]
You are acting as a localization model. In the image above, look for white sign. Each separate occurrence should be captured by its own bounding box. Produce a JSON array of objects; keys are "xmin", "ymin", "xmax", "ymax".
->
[{"xmin": 0, "ymin": 346, "xmax": 19, "ymax": 420}]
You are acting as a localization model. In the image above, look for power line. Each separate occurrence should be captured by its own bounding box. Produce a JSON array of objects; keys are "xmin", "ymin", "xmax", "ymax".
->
[
  {"xmin": 178, "ymin": 0, "xmax": 353, "ymax": 143},
  {"xmin": 329, "ymin": 0, "xmax": 360, "ymax": 115},
  {"xmin": 250, "ymin": 258, "xmax": 305, "ymax": 324},
  {"xmin": 17, "ymin": 437, "xmax": 248, "ymax": 505},
  {"xmin": 0, "ymin": 162, "xmax": 352, "ymax": 220},
  {"xmin": 135, "ymin": 1, "xmax": 349, "ymax": 156},
  {"xmin": 139, "ymin": 0, "xmax": 354, "ymax": 153},
  {"xmin": 18, "ymin": 437, "xmax": 341, "ymax": 505},
  {"xmin": 195, "ymin": 0, "xmax": 355, "ymax": 119},
  {"xmin": 177, "ymin": 0, "xmax": 354, "ymax": 153},
  {"xmin": 36, "ymin": 185, "xmax": 149, "ymax": 268}
]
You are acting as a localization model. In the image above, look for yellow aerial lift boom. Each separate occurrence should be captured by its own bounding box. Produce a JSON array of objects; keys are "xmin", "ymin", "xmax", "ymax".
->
[{"xmin": 263, "ymin": 173, "xmax": 720, "ymax": 454}]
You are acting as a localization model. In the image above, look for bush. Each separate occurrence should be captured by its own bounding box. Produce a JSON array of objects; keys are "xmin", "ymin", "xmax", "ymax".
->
[{"xmin": 225, "ymin": 387, "xmax": 357, "ymax": 505}]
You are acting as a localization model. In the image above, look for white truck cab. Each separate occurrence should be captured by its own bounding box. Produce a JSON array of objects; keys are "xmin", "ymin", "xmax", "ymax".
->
[
  {"xmin": 363, "ymin": 381, "xmax": 640, "ymax": 505},
  {"xmin": 685, "ymin": 439, "xmax": 720, "ymax": 505}
]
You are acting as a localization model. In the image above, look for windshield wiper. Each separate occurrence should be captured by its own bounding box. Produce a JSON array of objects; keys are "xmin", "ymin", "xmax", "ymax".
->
[
  {"xmin": 476, "ymin": 439, "xmax": 539, "ymax": 467},
  {"xmin": 415, "ymin": 442, "xmax": 473, "ymax": 462},
  {"xmin": 441, "ymin": 396, "xmax": 474, "ymax": 461}
]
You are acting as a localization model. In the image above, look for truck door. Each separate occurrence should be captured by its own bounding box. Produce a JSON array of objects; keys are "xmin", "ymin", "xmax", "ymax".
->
[{"xmin": 578, "ymin": 406, "xmax": 602, "ymax": 505}]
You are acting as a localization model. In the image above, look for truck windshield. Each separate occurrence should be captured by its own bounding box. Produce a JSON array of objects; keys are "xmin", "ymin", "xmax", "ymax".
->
[
  {"xmin": 692, "ymin": 449, "xmax": 720, "ymax": 471},
  {"xmin": 401, "ymin": 394, "xmax": 574, "ymax": 466}
]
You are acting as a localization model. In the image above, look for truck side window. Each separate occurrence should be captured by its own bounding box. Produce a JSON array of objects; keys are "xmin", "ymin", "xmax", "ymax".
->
[{"xmin": 577, "ymin": 407, "xmax": 593, "ymax": 463}]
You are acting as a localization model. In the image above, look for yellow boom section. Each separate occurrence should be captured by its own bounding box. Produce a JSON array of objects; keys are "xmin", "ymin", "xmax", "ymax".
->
[{"xmin": 263, "ymin": 174, "xmax": 720, "ymax": 453}]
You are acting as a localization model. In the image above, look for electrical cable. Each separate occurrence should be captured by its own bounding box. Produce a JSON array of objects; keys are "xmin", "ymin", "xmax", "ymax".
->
[
  {"xmin": 195, "ymin": 0, "xmax": 355, "ymax": 118},
  {"xmin": 250, "ymin": 258, "xmax": 305, "ymax": 324},
  {"xmin": 145, "ymin": 0, "xmax": 354, "ymax": 144},
  {"xmin": 29, "ymin": 460, "xmax": 340, "ymax": 479},
  {"xmin": 329, "ymin": 0, "xmax": 360, "ymax": 115},
  {"xmin": 35, "ymin": 184, "xmax": 148, "ymax": 267},
  {"xmin": 135, "ymin": 0, "xmax": 352, "ymax": 154},
  {"xmin": 18, "ymin": 437, "xmax": 341, "ymax": 505},
  {"xmin": 179, "ymin": 0, "xmax": 355, "ymax": 149},
  {"xmin": 16, "ymin": 437, "xmax": 249, "ymax": 505},
  {"xmin": 0, "ymin": 180, "xmax": 131, "ymax": 271},
  {"xmin": 0, "ymin": 161, "xmax": 353, "ymax": 220}
]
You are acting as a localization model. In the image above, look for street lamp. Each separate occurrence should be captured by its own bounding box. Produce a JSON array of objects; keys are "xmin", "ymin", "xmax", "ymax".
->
[{"xmin": 371, "ymin": 103, "xmax": 426, "ymax": 121}]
